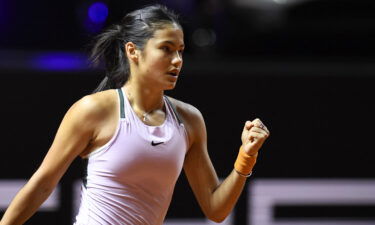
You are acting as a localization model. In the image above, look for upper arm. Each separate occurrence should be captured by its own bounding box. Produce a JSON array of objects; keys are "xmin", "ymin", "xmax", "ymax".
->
[
  {"xmin": 32, "ymin": 95, "xmax": 102, "ymax": 187},
  {"xmin": 181, "ymin": 104, "xmax": 220, "ymax": 215}
]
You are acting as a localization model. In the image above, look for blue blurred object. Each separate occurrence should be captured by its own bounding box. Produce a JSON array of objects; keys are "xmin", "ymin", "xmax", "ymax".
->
[
  {"xmin": 88, "ymin": 2, "xmax": 108, "ymax": 23},
  {"xmin": 80, "ymin": 1, "xmax": 109, "ymax": 34},
  {"xmin": 30, "ymin": 52, "xmax": 89, "ymax": 71}
]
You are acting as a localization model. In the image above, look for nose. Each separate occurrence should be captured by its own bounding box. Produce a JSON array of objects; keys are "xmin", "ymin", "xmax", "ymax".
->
[{"xmin": 172, "ymin": 51, "xmax": 183, "ymax": 67}]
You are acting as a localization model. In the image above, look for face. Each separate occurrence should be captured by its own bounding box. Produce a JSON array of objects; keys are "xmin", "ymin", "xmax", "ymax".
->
[{"xmin": 136, "ymin": 24, "xmax": 184, "ymax": 90}]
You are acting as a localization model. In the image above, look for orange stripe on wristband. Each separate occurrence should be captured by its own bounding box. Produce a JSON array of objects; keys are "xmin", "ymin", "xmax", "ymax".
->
[{"xmin": 234, "ymin": 146, "xmax": 257, "ymax": 175}]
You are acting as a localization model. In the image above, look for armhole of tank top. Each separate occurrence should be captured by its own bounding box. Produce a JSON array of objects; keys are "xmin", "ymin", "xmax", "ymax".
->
[
  {"xmin": 81, "ymin": 89, "xmax": 125, "ymax": 187},
  {"xmin": 82, "ymin": 89, "xmax": 125, "ymax": 160},
  {"xmin": 81, "ymin": 157, "xmax": 88, "ymax": 188}
]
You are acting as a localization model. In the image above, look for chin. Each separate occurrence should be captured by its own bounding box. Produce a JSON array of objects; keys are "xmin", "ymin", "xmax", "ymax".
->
[{"xmin": 164, "ymin": 82, "xmax": 177, "ymax": 91}]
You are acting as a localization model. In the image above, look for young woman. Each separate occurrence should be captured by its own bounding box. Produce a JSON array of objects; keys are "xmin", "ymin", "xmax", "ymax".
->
[{"xmin": 0, "ymin": 4, "xmax": 269, "ymax": 225}]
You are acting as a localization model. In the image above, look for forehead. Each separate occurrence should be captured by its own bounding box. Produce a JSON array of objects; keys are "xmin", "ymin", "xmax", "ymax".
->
[{"xmin": 150, "ymin": 24, "xmax": 184, "ymax": 46}]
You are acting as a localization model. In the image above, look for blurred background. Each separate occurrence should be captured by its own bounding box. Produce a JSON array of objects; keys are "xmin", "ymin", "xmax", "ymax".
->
[{"xmin": 1, "ymin": 0, "xmax": 375, "ymax": 224}]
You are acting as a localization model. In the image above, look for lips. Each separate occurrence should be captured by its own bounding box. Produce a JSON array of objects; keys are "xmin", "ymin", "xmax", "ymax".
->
[
  {"xmin": 168, "ymin": 72, "xmax": 178, "ymax": 76},
  {"xmin": 167, "ymin": 69, "xmax": 179, "ymax": 76}
]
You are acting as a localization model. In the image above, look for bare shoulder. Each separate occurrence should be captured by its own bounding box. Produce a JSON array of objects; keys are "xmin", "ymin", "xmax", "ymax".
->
[
  {"xmin": 72, "ymin": 89, "xmax": 117, "ymax": 118},
  {"xmin": 167, "ymin": 97, "xmax": 203, "ymax": 123},
  {"xmin": 63, "ymin": 89, "xmax": 119, "ymax": 133}
]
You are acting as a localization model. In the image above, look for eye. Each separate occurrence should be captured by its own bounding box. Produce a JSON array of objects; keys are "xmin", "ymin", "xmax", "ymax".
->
[{"xmin": 161, "ymin": 46, "xmax": 171, "ymax": 52}]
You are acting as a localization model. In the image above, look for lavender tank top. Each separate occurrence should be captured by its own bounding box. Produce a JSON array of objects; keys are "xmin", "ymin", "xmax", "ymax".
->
[{"xmin": 74, "ymin": 88, "xmax": 188, "ymax": 225}]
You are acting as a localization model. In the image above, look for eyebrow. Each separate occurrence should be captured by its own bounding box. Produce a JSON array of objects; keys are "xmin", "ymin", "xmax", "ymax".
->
[{"xmin": 160, "ymin": 40, "xmax": 185, "ymax": 48}]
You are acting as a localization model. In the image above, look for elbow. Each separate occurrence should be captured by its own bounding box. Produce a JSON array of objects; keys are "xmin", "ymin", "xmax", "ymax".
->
[
  {"xmin": 37, "ymin": 183, "xmax": 56, "ymax": 196},
  {"xmin": 200, "ymin": 191, "xmax": 233, "ymax": 223},
  {"xmin": 205, "ymin": 210, "xmax": 229, "ymax": 223},
  {"xmin": 207, "ymin": 214, "xmax": 227, "ymax": 223}
]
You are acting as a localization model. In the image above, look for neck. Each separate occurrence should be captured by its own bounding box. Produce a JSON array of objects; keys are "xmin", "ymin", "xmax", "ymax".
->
[{"xmin": 123, "ymin": 81, "xmax": 164, "ymax": 114}]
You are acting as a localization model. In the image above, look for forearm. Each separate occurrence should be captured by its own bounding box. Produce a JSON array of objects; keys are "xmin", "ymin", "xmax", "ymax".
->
[
  {"xmin": 207, "ymin": 146, "xmax": 257, "ymax": 222},
  {"xmin": 208, "ymin": 169, "xmax": 247, "ymax": 222},
  {"xmin": 0, "ymin": 175, "xmax": 56, "ymax": 225}
]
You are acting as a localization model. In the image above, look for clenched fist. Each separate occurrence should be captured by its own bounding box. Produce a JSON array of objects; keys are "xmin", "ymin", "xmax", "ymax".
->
[{"xmin": 241, "ymin": 118, "xmax": 270, "ymax": 156}]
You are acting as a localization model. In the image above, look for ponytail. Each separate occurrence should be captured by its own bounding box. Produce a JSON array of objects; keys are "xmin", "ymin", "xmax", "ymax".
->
[{"xmin": 90, "ymin": 24, "xmax": 129, "ymax": 93}]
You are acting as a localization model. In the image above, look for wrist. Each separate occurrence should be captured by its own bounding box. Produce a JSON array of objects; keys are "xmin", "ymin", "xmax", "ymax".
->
[
  {"xmin": 234, "ymin": 146, "xmax": 257, "ymax": 176},
  {"xmin": 234, "ymin": 169, "xmax": 253, "ymax": 178}
]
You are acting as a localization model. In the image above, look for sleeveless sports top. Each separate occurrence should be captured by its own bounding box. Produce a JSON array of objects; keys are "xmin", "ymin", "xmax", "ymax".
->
[{"xmin": 74, "ymin": 88, "xmax": 188, "ymax": 225}]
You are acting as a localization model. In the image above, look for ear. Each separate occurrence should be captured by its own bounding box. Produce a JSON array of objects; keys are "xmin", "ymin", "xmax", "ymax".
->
[{"xmin": 125, "ymin": 42, "xmax": 139, "ymax": 63}]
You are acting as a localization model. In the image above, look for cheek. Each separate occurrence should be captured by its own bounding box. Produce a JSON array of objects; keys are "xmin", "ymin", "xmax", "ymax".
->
[
  {"xmin": 141, "ymin": 61, "xmax": 163, "ymax": 78},
  {"xmin": 145, "ymin": 53, "xmax": 170, "ymax": 70}
]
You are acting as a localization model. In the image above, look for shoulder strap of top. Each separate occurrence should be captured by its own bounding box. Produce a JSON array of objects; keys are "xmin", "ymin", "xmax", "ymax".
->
[
  {"xmin": 165, "ymin": 96, "xmax": 183, "ymax": 125},
  {"xmin": 117, "ymin": 89, "xmax": 125, "ymax": 119}
]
